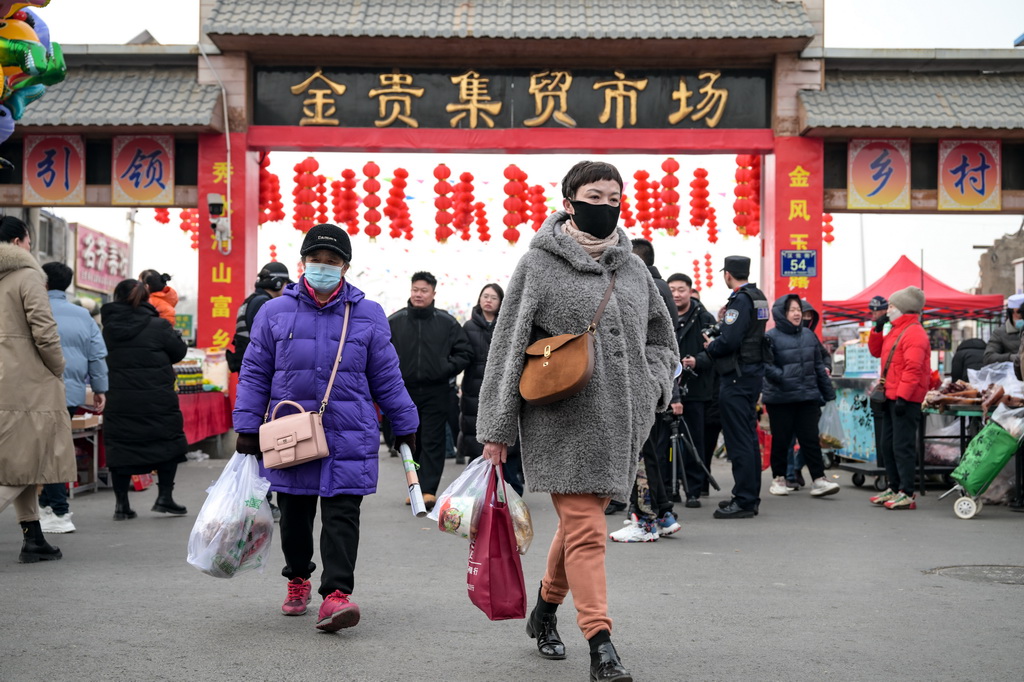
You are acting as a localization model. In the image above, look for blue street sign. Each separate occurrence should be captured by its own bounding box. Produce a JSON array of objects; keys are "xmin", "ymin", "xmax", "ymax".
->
[{"xmin": 780, "ymin": 250, "xmax": 818, "ymax": 277}]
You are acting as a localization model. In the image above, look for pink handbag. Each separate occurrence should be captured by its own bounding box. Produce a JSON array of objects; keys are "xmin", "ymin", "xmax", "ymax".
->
[{"xmin": 259, "ymin": 303, "xmax": 351, "ymax": 470}]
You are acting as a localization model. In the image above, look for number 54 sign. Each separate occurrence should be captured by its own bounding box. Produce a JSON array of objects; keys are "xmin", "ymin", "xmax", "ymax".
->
[{"xmin": 780, "ymin": 250, "xmax": 818, "ymax": 278}]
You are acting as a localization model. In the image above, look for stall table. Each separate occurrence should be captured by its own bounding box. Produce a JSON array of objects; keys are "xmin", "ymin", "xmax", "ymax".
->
[
  {"xmin": 177, "ymin": 391, "xmax": 231, "ymax": 447},
  {"xmin": 69, "ymin": 424, "xmax": 102, "ymax": 499}
]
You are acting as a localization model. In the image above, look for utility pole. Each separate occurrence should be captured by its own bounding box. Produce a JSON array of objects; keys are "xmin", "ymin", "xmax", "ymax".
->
[{"xmin": 126, "ymin": 208, "xmax": 137, "ymax": 278}]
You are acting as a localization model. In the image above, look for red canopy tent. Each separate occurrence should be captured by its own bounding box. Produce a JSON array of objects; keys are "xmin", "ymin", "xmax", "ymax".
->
[{"xmin": 823, "ymin": 256, "xmax": 1005, "ymax": 322}]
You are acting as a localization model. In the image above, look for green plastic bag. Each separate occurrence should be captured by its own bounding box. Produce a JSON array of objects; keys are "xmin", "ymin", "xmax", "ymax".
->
[{"xmin": 951, "ymin": 422, "xmax": 1020, "ymax": 497}]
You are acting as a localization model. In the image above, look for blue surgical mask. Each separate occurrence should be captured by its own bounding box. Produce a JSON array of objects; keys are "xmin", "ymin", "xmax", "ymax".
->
[
  {"xmin": 1015, "ymin": 319, "xmax": 1024, "ymax": 331},
  {"xmin": 304, "ymin": 263, "xmax": 344, "ymax": 293}
]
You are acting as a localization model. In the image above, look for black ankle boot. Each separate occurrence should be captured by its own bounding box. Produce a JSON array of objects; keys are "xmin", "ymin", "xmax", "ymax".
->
[
  {"xmin": 113, "ymin": 491, "xmax": 137, "ymax": 520},
  {"xmin": 526, "ymin": 584, "xmax": 565, "ymax": 660},
  {"xmin": 589, "ymin": 637, "xmax": 632, "ymax": 682},
  {"xmin": 152, "ymin": 487, "xmax": 187, "ymax": 515},
  {"xmin": 19, "ymin": 520, "xmax": 62, "ymax": 563}
]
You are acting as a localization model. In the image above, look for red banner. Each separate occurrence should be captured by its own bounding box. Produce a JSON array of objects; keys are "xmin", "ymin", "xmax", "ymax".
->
[
  {"xmin": 23, "ymin": 135, "xmax": 86, "ymax": 205},
  {"xmin": 112, "ymin": 135, "xmax": 175, "ymax": 206}
]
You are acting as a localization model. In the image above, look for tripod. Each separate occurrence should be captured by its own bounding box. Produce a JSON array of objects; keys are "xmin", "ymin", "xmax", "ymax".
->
[{"xmin": 664, "ymin": 412, "xmax": 720, "ymax": 499}]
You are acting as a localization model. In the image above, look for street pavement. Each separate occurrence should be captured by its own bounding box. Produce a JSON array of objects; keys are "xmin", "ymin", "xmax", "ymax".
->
[{"xmin": 2, "ymin": 448, "xmax": 1022, "ymax": 682}]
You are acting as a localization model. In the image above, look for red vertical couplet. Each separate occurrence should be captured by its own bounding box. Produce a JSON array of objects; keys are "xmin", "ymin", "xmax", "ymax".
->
[
  {"xmin": 197, "ymin": 133, "xmax": 259, "ymax": 353},
  {"xmin": 764, "ymin": 136, "xmax": 824, "ymax": 320}
]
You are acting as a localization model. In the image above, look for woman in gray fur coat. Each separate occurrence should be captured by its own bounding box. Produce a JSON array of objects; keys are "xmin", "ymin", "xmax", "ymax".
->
[{"xmin": 477, "ymin": 161, "xmax": 677, "ymax": 682}]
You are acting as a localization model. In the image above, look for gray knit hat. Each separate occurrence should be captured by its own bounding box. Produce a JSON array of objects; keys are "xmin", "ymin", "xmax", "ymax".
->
[{"xmin": 889, "ymin": 286, "xmax": 925, "ymax": 314}]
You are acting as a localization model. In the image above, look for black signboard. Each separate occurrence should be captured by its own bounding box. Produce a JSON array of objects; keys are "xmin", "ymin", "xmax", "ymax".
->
[{"xmin": 253, "ymin": 68, "xmax": 770, "ymax": 130}]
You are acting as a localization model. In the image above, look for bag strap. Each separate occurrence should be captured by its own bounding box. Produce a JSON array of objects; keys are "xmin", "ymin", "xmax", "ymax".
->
[
  {"xmin": 586, "ymin": 272, "xmax": 617, "ymax": 333},
  {"xmin": 320, "ymin": 302, "xmax": 352, "ymax": 412},
  {"xmin": 879, "ymin": 325, "xmax": 911, "ymax": 383}
]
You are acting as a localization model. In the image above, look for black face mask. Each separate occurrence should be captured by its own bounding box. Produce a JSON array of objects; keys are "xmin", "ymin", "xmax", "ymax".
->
[{"xmin": 569, "ymin": 200, "xmax": 620, "ymax": 239}]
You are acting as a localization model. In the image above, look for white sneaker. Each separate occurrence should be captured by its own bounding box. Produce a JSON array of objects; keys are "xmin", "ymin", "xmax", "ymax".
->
[
  {"xmin": 810, "ymin": 477, "xmax": 840, "ymax": 497},
  {"xmin": 769, "ymin": 476, "xmax": 790, "ymax": 496},
  {"xmin": 609, "ymin": 514, "xmax": 659, "ymax": 543},
  {"xmin": 40, "ymin": 509, "xmax": 76, "ymax": 533}
]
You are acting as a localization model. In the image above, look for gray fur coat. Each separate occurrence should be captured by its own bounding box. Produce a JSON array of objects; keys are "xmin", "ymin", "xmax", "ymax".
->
[{"xmin": 476, "ymin": 212, "xmax": 678, "ymax": 500}]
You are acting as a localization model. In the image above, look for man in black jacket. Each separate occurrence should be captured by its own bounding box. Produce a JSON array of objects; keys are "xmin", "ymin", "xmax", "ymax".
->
[
  {"xmin": 668, "ymin": 273, "xmax": 716, "ymax": 507},
  {"xmin": 226, "ymin": 262, "xmax": 291, "ymax": 374},
  {"xmin": 388, "ymin": 271, "xmax": 473, "ymax": 506}
]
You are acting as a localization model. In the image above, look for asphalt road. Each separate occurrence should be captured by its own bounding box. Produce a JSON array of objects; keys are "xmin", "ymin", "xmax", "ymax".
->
[{"xmin": 2, "ymin": 450, "xmax": 1022, "ymax": 682}]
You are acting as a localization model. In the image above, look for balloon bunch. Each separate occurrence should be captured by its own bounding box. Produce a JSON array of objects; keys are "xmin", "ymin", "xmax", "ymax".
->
[
  {"xmin": 433, "ymin": 164, "xmax": 454, "ymax": 243},
  {"xmin": 361, "ymin": 161, "xmax": 382, "ymax": 241}
]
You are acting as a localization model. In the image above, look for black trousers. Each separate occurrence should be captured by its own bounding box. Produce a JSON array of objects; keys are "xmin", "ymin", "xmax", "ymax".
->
[
  {"xmin": 766, "ymin": 401, "xmax": 826, "ymax": 481},
  {"xmin": 630, "ymin": 420, "xmax": 672, "ymax": 518},
  {"xmin": 111, "ymin": 461, "xmax": 178, "ymax": 494},
  {"xmin": 880, "ymin": 399, "xmax": 921, "ymax": 495},
  {"xmin": 703, "ymin": 412, "xmax": 722, "ymax": 495},
  {"xmin": 719, "ymin": 374, "xmax": 763, "ymax": 510},
  {"xmin": 678, "ymin": 402, "xmax": 708, "ymax": 500},
  {"xmin": 409, "ymin": 385, "xmax": 451, "ymax": 495},
  {"xmin": 277, "ymin": 492, "xmax": 362, "ymax": 597}
]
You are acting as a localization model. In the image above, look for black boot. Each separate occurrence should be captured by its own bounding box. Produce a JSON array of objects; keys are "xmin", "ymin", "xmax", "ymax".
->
[
  {"xmin": 152, "ymin": 487, "xmax": 187, "ymax": 515},
  {"xmin": 19, "ymin": 520, "xmax": 62, "ymax": 563},
  {"xmin": 526, "ymin": 583, "xmax": 565, "ymax": 660},
  {"xmin": 113, "ymin": 491, "xmax": 137, "ymax": 520},
  {"xmin": 589, "ymin": 634, "xmax": 632, "ymax": 682}
]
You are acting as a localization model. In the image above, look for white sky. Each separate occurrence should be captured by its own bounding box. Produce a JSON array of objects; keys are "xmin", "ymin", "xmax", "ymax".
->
[{"xmin": 32, "ymin": 1, "xmax": 1024, "ymax": 317}]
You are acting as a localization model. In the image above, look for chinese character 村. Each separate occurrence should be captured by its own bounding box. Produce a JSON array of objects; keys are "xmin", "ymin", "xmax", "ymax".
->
[{"xmin": 949, "ymin": 152, "xmax": 991, "ymax": 197}]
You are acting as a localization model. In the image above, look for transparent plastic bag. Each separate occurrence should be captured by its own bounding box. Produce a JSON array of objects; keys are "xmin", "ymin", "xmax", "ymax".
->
[
  {"xmin": 187, "ymin": 452, "xmax": 274, "ymax": 579},
  {"xmin": 818, "ymin": 401, "xmax": 846, "ymax": 450},
  {"xmin": 991, "ymin": 404, "xmax": 1024, "ymax": 441},
  {"xmin": 968, "ymin": 362, "xmax": 1024, "ymax": 398},
  {"xmin": 429, "ymin": 457, "xmax": 534, "ymax": 555}
]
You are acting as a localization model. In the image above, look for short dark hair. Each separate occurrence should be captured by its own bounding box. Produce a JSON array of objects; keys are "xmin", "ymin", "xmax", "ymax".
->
[
  {"xmin": 411, "ymin": 271, "xmax": 436, "ymax": 288},
  {"xmin": 667, "ymin": 273, "xmax": 692, "ymax": 287},
  {"xmin": 42, "ymin": 261, "xmax": 73, "ymax": 291},
  {"xmin": 0, "ymin": 215, "xmax": 29, "ymax": 243},
  {"xmin": 630, "ymin": 238, "xmax": 655, "ymax": 267},
  {"xmin": 561, "ymin": 161, "xmax": 623, "ymax": 200},
  {"xmin": 114, "ymin": 279, "xmax": 149, "ymax": 308}
]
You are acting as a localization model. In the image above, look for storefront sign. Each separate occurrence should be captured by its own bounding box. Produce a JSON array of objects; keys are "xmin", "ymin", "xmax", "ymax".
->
[
  {"xmin": 174, "ymin": 314, "xmax": 194, "ymax": 340},
  {"xmin": 843, "ymin": 344, "xmax": 880, "ymax": 378},
  {"xmin": 111, "ymin": 135, "xmax": 175, "ymax": 206},
  {"xmin": 73, "ymin": 223, "xmax": 130, "ymax": 293},
  {"xmin": 254, "ymin": 68, "xmax": 771, "ymax": 129},
  {"xmin": 847, "ymin": 139, "xmax": 910, "ymax": 210},
  {"xmin": 938, "ymin": 140, "xmax": 1001, "ymax": 211},
  {"xmin": 22, "ymin": 135, "xmax": 86, "ymax": 205}
]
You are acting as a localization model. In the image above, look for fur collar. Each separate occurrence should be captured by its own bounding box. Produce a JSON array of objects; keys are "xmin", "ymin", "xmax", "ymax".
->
[
  {"xmin": 531, "ymin": 211, "xmax": 632, "ymax": 274},
  {"xmin": 0, "ymin": 242, "xmax": 43, "ymax": 280}
]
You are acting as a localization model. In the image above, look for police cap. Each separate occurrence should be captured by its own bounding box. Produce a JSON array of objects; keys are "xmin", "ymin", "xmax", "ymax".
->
[{"xmin": 721, "ymin": 255, "xmax": 750, "ymax": 280}]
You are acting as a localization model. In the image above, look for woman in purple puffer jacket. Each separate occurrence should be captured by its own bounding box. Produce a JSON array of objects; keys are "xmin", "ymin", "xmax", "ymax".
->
[{"xmin": 234, "ymin": 224, "xmax": 418, "ymax": 634}]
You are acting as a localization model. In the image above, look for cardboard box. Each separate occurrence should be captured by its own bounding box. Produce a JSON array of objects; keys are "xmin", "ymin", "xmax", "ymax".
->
[{"xmin": 71, "ymin": 413, "xmax": 101, "ymax": 430}]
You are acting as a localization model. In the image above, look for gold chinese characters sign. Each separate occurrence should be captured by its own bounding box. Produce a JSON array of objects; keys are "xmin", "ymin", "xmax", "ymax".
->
[{"xmin": 255, "ymin": 68, "xmax": 770, "ymax": 130}]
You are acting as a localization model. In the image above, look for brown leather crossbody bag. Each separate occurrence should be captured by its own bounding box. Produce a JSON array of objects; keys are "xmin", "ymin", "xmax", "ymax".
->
[{"xmin": 519, "ymin": 273, "xmax": 616, "ymax": 406}]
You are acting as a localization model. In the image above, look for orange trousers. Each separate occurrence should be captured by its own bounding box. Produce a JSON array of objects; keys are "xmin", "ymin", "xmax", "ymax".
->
[{"xmin": 540, "ymin": 493, "xmax": 612, "ymax": 639}]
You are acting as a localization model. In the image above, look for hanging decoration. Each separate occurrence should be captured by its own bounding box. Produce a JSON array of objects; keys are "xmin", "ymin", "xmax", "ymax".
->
[
  {"xmin": 748, "ymin": 158, "xmax": 762, "ymax": 237},
  {"xmin": 433, "ymin": 163, "xmax": 454, "ymax": 243},
  {"xmin": 362, "ymin": 161, "xmax": 382, "ymax": 241},
  {"xmin": 706, "ymin": 205, "xmax": 718, "ymax": 244},
  {"xmin": 620, "ymin": 194, "xmax": 636, "ymax": 232},
  {"xmin": 154, "ymin": 208, "xmax": 170, "ymax": 224},
  {"xmin": 501, "ymin": 164, "xmax": 526, "ymax": 245},
  {"xmin": 292, "ymin": 157, "xmax": 318, "ymax": 233},
  {"xmin": 337, "ymin": 169, "xmax": 360, "ymax": 235},
  {"xmin": 257, "ymin": 154, "xmax": 282, "ymax": 225},
  {"xmin": 704, "ymin": 252, "xmax": 714, "ymax": 290},
  {"xmin": 692, "ymin": 259, "xmax": 702, "ymax": 293},
  {"xmin": 822, "ymin": 213, "xmax": 835, "ymax": 244},
  {"xmin": 733, "ymin": 155, "xmax": 760, "ymax": 238},
  {"xmin": 649, "ymin": 179, "xmax": 662, "ymax": 232},
  {"xmin": 452, "ymin": 172, "xmax": 476, "ymax": 241},
  {"xmin": 179, "ymin": 208, "xmax": 199, "ymax": 250},
  {"xmin": 633, "ymin": 170, "xmax": 653, "ymax": 234},
  {"xmin": 688, "ymin": 168, "xmax": 710, "ymax": 228},
  {"xmin": 528, "ymin": 184, "xmax": 548, "ymax": 232},
  {"xmin": 474, "ymin": 201, "xmax": 491, "ymax": 242},
  {"xmin": 385, "ymin": 168, "xmax": 411, "ymax": 239},
  {"xmin": 660, "ymin": 158, "xmax": 681, "ymax": 236},
  {"xmin": 315, "ymin": 174, "xmax": 329, "ymax": 225},
  {"xmin": 269, "ymin": 243, "xmax": 278, "ymax": 262}
]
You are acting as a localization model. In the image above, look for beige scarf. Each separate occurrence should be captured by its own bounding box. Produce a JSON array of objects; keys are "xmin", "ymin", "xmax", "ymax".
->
[{"xmin": 561, "ymin": 220, "xmax": 620, "ymax": 260}]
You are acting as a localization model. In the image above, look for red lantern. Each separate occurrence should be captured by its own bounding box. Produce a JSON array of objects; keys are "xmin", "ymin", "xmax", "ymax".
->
[
  {"xmin": 154, "ymin": 208, "xmax": 170, "ymax": 224},
  {"xmin": 362, "ymin": 162, "xmax": 382, "ymax": 240},
  {"xmin": 433, "ymin": 164, "xmax": 454, "ymax": 242},
  {"xmin": 689, "ymin": 168, "xmax": 710, "ymax": 228},
  {"xmin": 292, "ymin": 159, "xmax": 318, "ymax": 233},
  {"xmin": 620, "ymin": 194, "xmax": 636, "ymax": 230},
  {"xmin": 692, "ymin": 259, "xmax": 702, "ymax": 292},
  {"xmin": 706, "ymin": 205, "xmax": 718, "ymax": 245},
  {"xmin": 269, "ymin": 244, "xmax": 277, "ymax": 262},
  {"xmin": 502, "ymin": 164, "xmax": 527, "ymax": 234},
  {"xmin": 474, "ymin": 201, "xmax": 490, "ymax": 242},
  {"xmin": 633, "ymin": 170, "xmax": 652, "ymax": 228},
  {"xmin": 704, "ymin": 253, "xmax": 714, "ymax": 289},
  {"xmin": 822, "ymin": 213, "xmax": 835, "ymax": 244},
  {"xmin": 660, "ymin": 157, "xmax": 681, "ymax": 235}
]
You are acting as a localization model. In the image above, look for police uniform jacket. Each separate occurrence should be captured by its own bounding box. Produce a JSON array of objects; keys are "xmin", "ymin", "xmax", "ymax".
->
[{"xmin": 705, "ymin": 283, "xmax": 769, "ymax": 376}]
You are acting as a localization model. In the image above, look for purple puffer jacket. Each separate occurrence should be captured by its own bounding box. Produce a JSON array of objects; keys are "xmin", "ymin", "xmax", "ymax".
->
[{"xmin": 233, "ymin": 279, "xmax": 418, "ymax": 496}]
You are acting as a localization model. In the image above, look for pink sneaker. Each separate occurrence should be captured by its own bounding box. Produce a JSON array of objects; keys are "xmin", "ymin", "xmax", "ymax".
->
[
  {"xmin": 316, "ymin": 590, "xmax": 361, "ymax": 632},
  {"xmin": 282, "ymin": 578, "xmax": 312, "ymax": 616}
]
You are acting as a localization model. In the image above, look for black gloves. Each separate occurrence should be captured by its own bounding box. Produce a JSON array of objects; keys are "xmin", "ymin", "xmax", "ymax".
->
[
  {"xmin": 395, "ymin": 433, "xmax": 417, "ymax": 454},
  {"xmin": 236, "ymin": 432, "xmax": 262, "ymax": 458},
  {"xmin": 874, "ymin": 315, "xmax": 889, "ymax": 333},
  {"xmin": 894, "ymin": 398, "xmax": 908, "ymax": 417}
]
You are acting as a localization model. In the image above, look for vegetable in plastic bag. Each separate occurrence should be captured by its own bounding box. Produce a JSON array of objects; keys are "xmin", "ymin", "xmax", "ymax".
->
[
  {"xmin": 818, "ymin": 401, "xmax": 846, "ymax": 450},
  {"xmin": 187, "ymin": 452, "xmax": 274, "ymax": 578}
]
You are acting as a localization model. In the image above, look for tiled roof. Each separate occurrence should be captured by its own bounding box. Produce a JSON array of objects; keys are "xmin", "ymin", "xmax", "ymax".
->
[
  {"xmin": 800, "ymin": 72, "xmax": 1024, "ymax": 130},
  {"xmin": 205, "ymin": 0, "xmax": 814, "ymax": 40},
  {"xmin": 19, "ymin": 67, "xmax": 221, "ymax": 127}
]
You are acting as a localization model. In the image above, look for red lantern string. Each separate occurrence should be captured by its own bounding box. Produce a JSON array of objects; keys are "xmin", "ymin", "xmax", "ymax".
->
[
  {"xmin": 315, "ymin": 174, "xmax": 329, "ymax": 225},
  {"xmin": 292, "ymin": 157, "xmax": 318, "ymax": 233},
  {"xmin": 692, "ymin": 259, "xmax": 702, "ymax": 293},
  {"xmin": 362, "ymin": 161, "xmax": 382, "ymax": 241},
  {"xmin": 633, "ymin": 170, "xmax": 652, "ymax": 229},
  {"xmin": 620, "ymin": 193, "xmax": 636, "ymax": 230},
  {"xmin": 179, "ymin": 209, "xmax": 199, "ymax": 250},
  {"xmin": 689, "ymin": 168, "xmax": 710, "ymax": 228},
  {"xmin": 660, "ymin": 157, "xmax": 681, "ymax": 236},
  {"xmin": 269, "ymin": 243, "xmax": 277, "ymax": 262},
  {"xmin": 394, "ymin": 168, "xmax": 413, "ymax": 240},
  {"xmin": 733, "ymin": 155, "xmax": 761, "ymax": 238},
  {"xmin": 474, "ymin": 201, "xmax": 491, "ymax": 242},
  {"xmin": 452, "ymin": 172, "xmax": 476, "ymax": 240},
  {"xmin": 337, "ymin": 169, "xmax": 360, "ymax": 236},
  {"xmin": 822, "ymin": 213, "xmax": 835, "ymax": 244},
  {"xmin": 649, "ymin": 180, "xmax": 662, "ymax": 232},
  {"xmin": 706, "ymin": 205, "xmax": 718, "ymax": 244},
  {"xmin": 704, "ymin": 252, "xmax": 714, "ymax": 290},
  {"xmin": 385, "ymin": 168, "xmax": 410, "ymax": 239},
  {"xmin": 528, "ymin": 184, "xmax": 548, "ymax": 232},
  {"xmin": 268, "ymin": 171, "xmax": 284, "ymax": 223},
  {"xmin": 501, "ymin": 164, "xmax": 525, "ymax": 245},
  {"xmin": 154, "ymin": 208, "xmax": 170, "ymax": 224},
  {"xmin": 330, "ymin": 180, "xmax": 344, "ymax": 223},
  {"xmin": 433, "ymin": 163, "xmax": 454, "ymax": 243},
  {"xmin": 258, "ymin": 155, "xmax": 275, "ymax": 225},
  {"xmin": 749, "ymin": 159, "xmax": 761, "ymax": 237}
]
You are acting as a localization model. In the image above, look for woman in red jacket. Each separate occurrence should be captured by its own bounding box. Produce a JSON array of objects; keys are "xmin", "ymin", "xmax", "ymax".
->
[{"xmin": 867, "ymin": 286, "xmax": 931, "ymax": 509}]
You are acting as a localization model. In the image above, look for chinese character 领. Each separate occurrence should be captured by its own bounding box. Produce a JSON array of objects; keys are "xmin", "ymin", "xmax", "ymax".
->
[
  {"xmin": 210, "ymin": 296, "xmax": 233, "ymax": 319},
  {"xmin": 120, "ymin": 148, "xmax": 167, "ymax": 190},
  {"xmin": 690, "ymin": 71, "xmax": 729, "ymax": 128},
  {"xmin": 949, "ymin": 152, "xmax": 991, "ymax": 197},
  {"xmin": 788, "ymin": 200, "xmax": 810, "ymax": 221},
  {"xmin": 368, "ymin": 72, "xmax": 424, "ymax": 128},
  {"xmin": 290, "ymin": 69, "xmax": 347, "ymax": 126},
  {"xmin": 789, "ymin": 234, "xmax": 810, "ymax": 250},
  {"xmin": 788, "ymin": 166, "xmax": 810, "ymax": 188},
  {"xmin": 446, "ymin": 70, "xmax": 502, "ymax": 129},
  {"xmin": 523, "ymin": 71, "xmax": 576, "ymax": 127},
  {"xmin": 593, "ymin": 70, "xmax": 648, "ymax": 129}
]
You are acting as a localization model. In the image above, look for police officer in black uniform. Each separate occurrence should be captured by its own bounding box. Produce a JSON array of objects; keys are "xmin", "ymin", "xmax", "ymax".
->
[{"xmin": 704, "ymin": 256, "xmax": 769, "ymax": 519}]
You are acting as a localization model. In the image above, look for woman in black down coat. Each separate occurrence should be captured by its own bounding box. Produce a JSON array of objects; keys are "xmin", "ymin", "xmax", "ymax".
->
[
  {"xmin": 762, "ymin": 294, "xmax": 839, "ymax": 499},
  {"xmin": 101, "ymin": 279, "xmax": 189, "ymax": 520},
  {"xmin": 456, "ymin": 284, "xmax": 524, "ymax": 495}
]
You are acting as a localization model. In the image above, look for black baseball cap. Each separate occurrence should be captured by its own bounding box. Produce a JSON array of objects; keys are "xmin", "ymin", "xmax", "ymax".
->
[
  {"xmin": 257, "ymin": 262, "xmax": 291, "ymax": 283},
  {"xmin": 721, "ymin": 255, "xmax": 750, "ymax": 279},
  {"xmin": 300, "ymin": 223, "xmax": 352, "ymax": 262},
  {"xmin": 868, "ymin": 295, "xmax": 888, "ymax": 311}
]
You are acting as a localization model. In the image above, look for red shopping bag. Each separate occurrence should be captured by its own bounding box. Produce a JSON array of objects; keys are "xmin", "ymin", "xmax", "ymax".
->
[
  {"xmin": 757, "ymin": 428, "xmax": 771, "ymax": 472},
  {"xmin": 467, "ymin": 464, "xmax": 527, "ymax": 620}
]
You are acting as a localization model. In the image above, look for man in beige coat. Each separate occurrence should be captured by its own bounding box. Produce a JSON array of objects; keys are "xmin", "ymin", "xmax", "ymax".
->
[{"xmin": 0, "ymin": 216, "xmax": 75, "ymax": 563}]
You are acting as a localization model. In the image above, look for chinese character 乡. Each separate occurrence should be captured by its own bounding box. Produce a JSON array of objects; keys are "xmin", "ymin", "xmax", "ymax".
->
[
  {"xmin": 446, "ymin": 70, "xmax": 502, "ymax": 129},
  {"xmin": 949, "ymin": 152, "xmax": 991, "ymax": 197},
  {"xmin": 290, "ymin": 69, "xmax": 347, "ymax": 126},
  {"xmin": 119, "ymin": 148, "xmax": 167, "ymax": 190},
  {"xmin": 523, "ymin": 71, "xmax": 576, "ymax": 127},
  {"xmin": 867, "ymin": 149, "xmax": 893, "ymax": 197},
  {"xmin": 368, "ymin": 73, "xmax": 424, "ymax": 128},
  {"xmin": 594, "ymin": 70, "xmax": 648, "ymax": 129}
]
